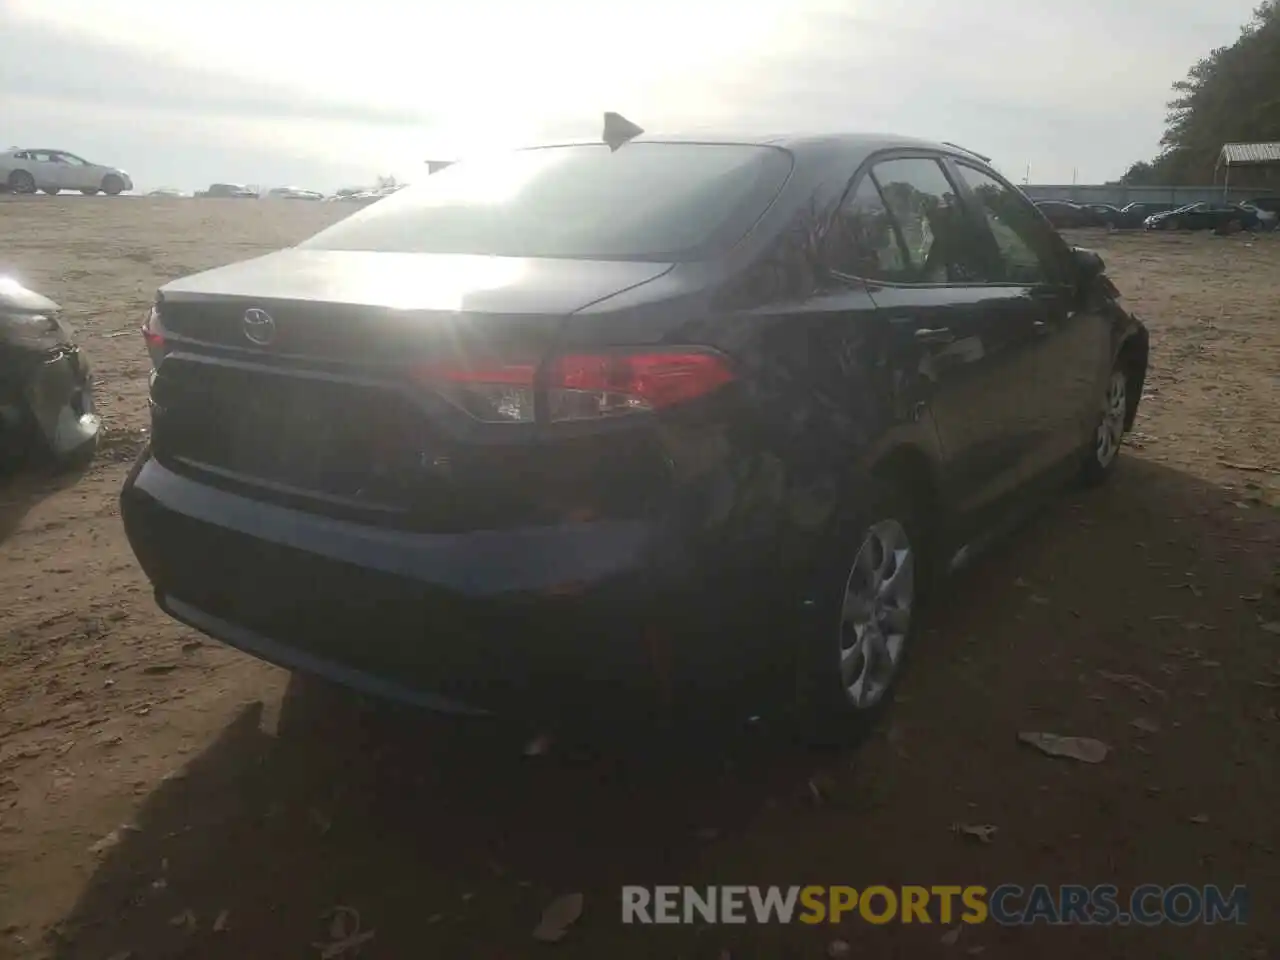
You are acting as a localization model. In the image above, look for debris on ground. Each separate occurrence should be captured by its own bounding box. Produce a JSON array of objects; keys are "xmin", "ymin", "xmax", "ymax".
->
[
  {"xmin": 88, "ymin": 824, "xmax": 138, "ymax": 856},
  {"xmin": 524, "ymin": 733, "xmax": 553, "ymax": 757},
  {"xmin": 1017, "ymin": 732, "xmax": 1109, "ymax": 764},
  {"xmin": 951, "ymin": 823, "xmax": 998, "ymax": 844},
  {"xmin": 1098, "ymin": 670, "xmax": 1169, "ymax": 700},
  {"xmin": 940, "ymin": 924, "xmax": 963, "ymax": 945},
  {"xmin": 213, "ymin": 910, "xmax": 230, "ymax": 933},
  {"xmin": 168, "ymin": 909, "xmax": 196, "ymax": 932},
  {"xmin": 532, "ymin": 893, "xmax": 584, "ymax": 942},
  {"xmin": 314, "ymin": 907, "xmax": 375, "ymax": 959},
  {"xmin": 1130, "ymin": 717, "xmax": 1161, "ymax": 734},
  {"xmin": 827, "ymin": 939, "xmax": 851, "ymax": 957},
  {"xmin": 807, "ymin": 774, "xmax": 836, "ymax": 805}
]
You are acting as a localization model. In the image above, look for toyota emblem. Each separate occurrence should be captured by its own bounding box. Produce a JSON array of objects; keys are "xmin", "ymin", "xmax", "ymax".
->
[{"xmin": 242, "ymin": 307, "xmax": 276, "ymax": 346}]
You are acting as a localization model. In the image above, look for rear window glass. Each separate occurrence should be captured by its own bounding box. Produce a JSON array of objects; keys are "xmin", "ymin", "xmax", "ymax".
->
[{"xmin": 300, "ymin": 143, "xmax": 793, "ymax": 261}]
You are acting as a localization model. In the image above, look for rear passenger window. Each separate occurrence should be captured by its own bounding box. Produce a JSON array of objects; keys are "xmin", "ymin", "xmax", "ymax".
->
[
  {"xmin": 953, "ymin": 164, "xmax": 1061, "ymax": 284},
  {"xmin": 826, "ymin": 157, "xmax": 986, "ymax": 284},
  {"xmin": 823, "ymin": 176, "xmax": 908, "ymax": 279}
]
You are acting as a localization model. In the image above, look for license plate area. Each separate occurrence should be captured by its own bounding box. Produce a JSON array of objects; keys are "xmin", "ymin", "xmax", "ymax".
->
[{"xmin": 153, "ymin": 358, "xmax": 424, "ymax": 506}]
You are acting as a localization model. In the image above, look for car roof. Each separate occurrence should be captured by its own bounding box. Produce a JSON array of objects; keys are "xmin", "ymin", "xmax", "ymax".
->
[{"xmin": 530, "ymin": 131, "xmax": 996, "ymax": 165}]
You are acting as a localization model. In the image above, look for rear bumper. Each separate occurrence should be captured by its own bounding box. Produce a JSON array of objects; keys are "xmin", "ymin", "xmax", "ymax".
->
[{"xmin": 120, "ymin": 453, "xmax": 784, "ymax": 716}]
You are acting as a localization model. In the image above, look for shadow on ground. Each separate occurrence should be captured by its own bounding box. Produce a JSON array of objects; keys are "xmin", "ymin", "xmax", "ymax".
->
[
  {"xmin": 0, "ymin": 459, "xmax": 93, "ymax": 547},
  {"xmin": 44, "ymin": 458, "xmax": 1279, "ymax": 960}
]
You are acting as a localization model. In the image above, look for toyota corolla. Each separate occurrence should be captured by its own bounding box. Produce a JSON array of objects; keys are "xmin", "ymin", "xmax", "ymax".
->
[{"xmin": 119, "ymin": 124, "xmax": 1148, "ymax": 742}]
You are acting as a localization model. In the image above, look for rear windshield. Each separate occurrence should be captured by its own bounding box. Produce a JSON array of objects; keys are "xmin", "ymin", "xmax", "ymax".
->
[{"xmin": 299, "ymin": 143, "xmax": 794, "ymax": 261}]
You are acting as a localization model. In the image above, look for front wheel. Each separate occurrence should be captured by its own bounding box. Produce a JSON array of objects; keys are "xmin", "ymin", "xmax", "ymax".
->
[
  {"xmin": 793, "ymin": 485, "xmax": 924, "ymax": 748},
  {"xmin": 1081, "ymin": 365, "xmax": 1129, "ymax": 485},
  {"xmin": 102, "ymin": 175, "xmax": 124, "ymax": 196}
]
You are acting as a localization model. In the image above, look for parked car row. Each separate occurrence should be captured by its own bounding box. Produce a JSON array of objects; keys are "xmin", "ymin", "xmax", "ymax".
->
[
  {"xmin": 188, "ymin": 183, "xmax": 384, "ymax": 201},
  {"xmin": 1033, "ymin": 197, "xmax": 1280, "ymax": 232},
  {"xmin": 1143, "ymin": 199, "xmax": 1277, "ymax": 231},
  {"xmin": 190, "ymin": 184, "xmax": 327, "ymax": 200},
  {"xmin": 327, "ymin": 184, "xmax": 410, "ymax": 205}
]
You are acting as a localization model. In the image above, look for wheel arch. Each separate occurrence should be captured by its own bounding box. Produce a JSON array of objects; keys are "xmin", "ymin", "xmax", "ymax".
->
[
  {"xmin": 1116, "ymin": 324, "xmax": 1149, "ymax": 431},
  {"xmin": 6, "ymin": 166, "xmax": 38, "ymax": 188},
  {"xmin": 866, "ymin": 441, "xmax": 946, "ymax": 585},
  {"xmin": 869, "ymin": 444, "xmax": 939, "ymax": 518}
]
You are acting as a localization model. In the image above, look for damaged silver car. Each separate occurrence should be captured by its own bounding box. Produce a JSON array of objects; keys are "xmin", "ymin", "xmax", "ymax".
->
[{"xmin": 0, "ymin": 276, "xmax": 101, "ymax": 470}]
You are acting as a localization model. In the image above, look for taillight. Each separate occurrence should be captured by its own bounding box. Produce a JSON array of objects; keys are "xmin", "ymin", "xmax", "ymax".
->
[
  {"xmin": 412, "ymin": 348, "xmax": 734, "ymax": 424},
  {"xmin": 545, "ymin": 350, "xmax": 734, "ymax": 422},
  {"xmin": 142, "ymin": 305, "xmax": 167, "ymax": 367},
  {"xmin": 415, "ymin": 361, "xmax": 538, "ymax": 424}
]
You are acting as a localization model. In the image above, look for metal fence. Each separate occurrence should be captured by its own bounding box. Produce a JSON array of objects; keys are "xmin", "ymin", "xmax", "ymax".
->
[{"xmin": 1019, "ymin": 184, "xmax": 1262, "ymax": 205}]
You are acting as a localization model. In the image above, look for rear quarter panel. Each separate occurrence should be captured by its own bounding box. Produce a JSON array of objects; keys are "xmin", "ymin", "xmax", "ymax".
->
[{"xmin": 557, "ymin": 146, "xmax": 944, "ymax": 596}]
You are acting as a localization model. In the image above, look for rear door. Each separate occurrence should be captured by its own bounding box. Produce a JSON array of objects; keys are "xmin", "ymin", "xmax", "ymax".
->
[
  {"xmin": 825, "ymin": 154, "xmax": 1046, "ymax": 539},
  {"xmin": 947, "ymin": 160, "xmax": 1112, "ymax": 478},
  {"xmin": 26, "ymin": 152, "xmax": 62, "ymax": 189}
]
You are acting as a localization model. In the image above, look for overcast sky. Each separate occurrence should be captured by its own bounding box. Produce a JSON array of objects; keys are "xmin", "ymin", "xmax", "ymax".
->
[{"xmin": 0, "ymin": 0, "xmax": 1262, "ymax": 192}]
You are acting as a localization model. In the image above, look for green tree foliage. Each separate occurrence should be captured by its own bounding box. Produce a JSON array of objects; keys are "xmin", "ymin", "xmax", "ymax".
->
[{"xmin": 1121, "ymin": 1, "xmax": 1280, "ymax": 183}]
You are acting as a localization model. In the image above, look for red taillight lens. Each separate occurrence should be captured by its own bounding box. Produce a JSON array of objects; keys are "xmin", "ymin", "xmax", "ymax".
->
[
  {"xmin": 546, "ymin": 350, "xmax": 734, "ymax": 422},
  {"xmin": 412, "ymin": 349, "xmax": 734, "ymax": 424},
  {"xmin": 142, "ymin": 305, "xmax": 167, "ymax": 367}
]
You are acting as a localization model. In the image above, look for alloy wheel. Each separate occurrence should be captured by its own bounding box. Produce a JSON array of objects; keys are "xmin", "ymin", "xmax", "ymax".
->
[
  {"xmin": 839, "ymin": 519, "xmax": 915, "ymax": 710},
  {"xmin": 1095, "ymin": 369, "xmax": 1127, "ymax": 468}
]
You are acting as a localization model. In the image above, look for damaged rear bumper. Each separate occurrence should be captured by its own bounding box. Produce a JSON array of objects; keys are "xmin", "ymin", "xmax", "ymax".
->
[{"xmin": 0, "ymin": 343, "xmax": 101, "ymax": 461}]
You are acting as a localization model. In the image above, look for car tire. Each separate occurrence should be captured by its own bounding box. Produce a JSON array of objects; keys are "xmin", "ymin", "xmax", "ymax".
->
[
  {"xmin": 7, "ymin": 170, "xmax": 36, "ymax": 194},
  {"xmin": 81, "ymin": 188, "xmax": 100, "ymax": 196},
  {"xmin": 1081, "ymin": 362, "xmax": 1131, "ymax": 485},
  {"xmin": 102, "ymin": 175, "xmax": 125, "ymax": 196},
  {"xmin": 792, "ymin": 481, "xmax": 925, "ymax": 749}
]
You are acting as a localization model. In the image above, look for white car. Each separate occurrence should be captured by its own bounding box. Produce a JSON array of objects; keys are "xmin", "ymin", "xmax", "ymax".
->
[
  {"xmin": 1238, "ymin": 201, "xmax": 1278, "ymax": 229},
  {"xmin": 0, "ymin": 148, "xmax": 134, "ymax": 196},
  {"xmin": 266, "ymin": 186, "xmax": 324, "ymax": 200}
]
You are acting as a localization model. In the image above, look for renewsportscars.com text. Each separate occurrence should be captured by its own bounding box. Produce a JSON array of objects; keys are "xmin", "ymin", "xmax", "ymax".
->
[{"xmin": 621, "ymin": 884, "xmax": 1249, "ymax": 926}]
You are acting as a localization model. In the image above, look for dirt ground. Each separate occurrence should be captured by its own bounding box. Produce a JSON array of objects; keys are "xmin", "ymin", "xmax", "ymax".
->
[{"xmin": 1, "ymin": 197, "xmax": 1277, "ymax": 959}]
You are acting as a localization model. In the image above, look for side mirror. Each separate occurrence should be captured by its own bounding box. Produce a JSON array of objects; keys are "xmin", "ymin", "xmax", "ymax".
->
[{"xmin": 1072, "ymin": 246, "xmax": 1105, "ymax": 280}]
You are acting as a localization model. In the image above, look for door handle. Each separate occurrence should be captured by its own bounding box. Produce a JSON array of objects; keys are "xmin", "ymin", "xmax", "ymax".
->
[{"xmin": 914, "ymin": 327, "xmax": 955, "ymax": 345}]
